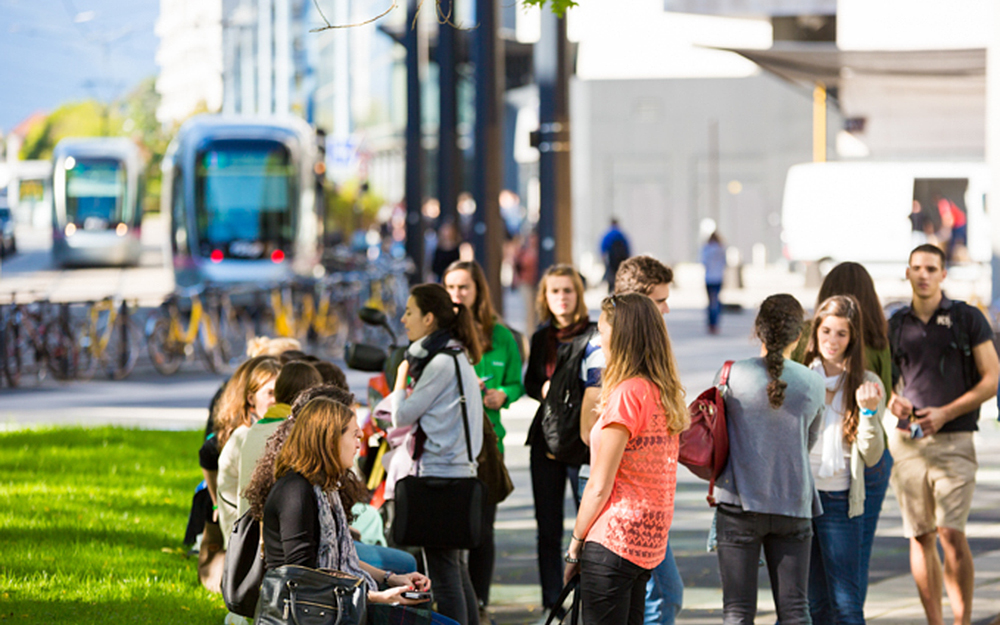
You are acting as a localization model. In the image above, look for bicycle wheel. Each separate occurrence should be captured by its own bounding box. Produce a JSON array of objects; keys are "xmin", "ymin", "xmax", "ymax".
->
[
  {"xmin": 1, "ymin": 319, "xmax": 21, "ymax": 387},
  {"xmin": 197, "ymin": 322, "xmax": 224, "ymax": 374},
  {"xmin": 218, "ymin": 309, "xmax": 253, "ymax": 369},
  {"xmin": 147, "ymin": 316, "xmax": 184, "ymax": 375},
  {"xmin": 44, "ymin": 320, "xmax": 79, "ymax": 382},
  {"xmin": 103, "ymin": 315, "xmax": 142, "ymax": 380}
]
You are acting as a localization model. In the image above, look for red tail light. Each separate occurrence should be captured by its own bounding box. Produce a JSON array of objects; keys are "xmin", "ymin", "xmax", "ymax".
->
[{"xmin": 271, "ymin": 250, "xmax": 285, "ymax": 263}]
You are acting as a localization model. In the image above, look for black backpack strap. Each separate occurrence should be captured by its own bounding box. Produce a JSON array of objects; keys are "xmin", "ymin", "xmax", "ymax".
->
[
  {"xmin": 887, "ymin": 307, "xmax": 908, "ymax": 391},
  {"xmin": 947, "ymin": 301, "xmax": 978, "ymax": 389}
]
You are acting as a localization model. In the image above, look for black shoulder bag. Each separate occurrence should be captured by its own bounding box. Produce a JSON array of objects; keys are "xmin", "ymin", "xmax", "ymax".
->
[
  {"xmin": 392, "ymin": 351, "xmax": 487, "ymax": 550},
  {"xmin": 540, "ymin": 326, "xmax": 595, "ymax": 465},
  {"xmin": 222, "ymin": 510, "xmax": 266, "ymax": 618}
]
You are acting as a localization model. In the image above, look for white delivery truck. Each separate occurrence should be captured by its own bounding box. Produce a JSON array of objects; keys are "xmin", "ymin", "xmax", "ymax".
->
[{"xmin": 781, "ymin": 161, "xmax": 990, "ymax": 267}]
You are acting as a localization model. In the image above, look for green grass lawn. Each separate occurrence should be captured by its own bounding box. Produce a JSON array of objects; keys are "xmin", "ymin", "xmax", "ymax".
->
[{"xmin": 0, "ymin": 426, "xmax": 227, "ymax": 623}]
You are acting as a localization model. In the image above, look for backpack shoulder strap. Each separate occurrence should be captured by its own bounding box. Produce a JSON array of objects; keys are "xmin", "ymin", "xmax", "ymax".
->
[{"xmin": 719, "ymin": 361, "xmax": 734, "ymax": 388}]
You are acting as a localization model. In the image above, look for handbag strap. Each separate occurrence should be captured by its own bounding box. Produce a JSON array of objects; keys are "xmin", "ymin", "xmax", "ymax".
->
[
  {"xmin": 449, "ymin": 351, "xmax": 476, "ymax": 466},
  {"xmin": 719, "ymin": 360, "xmax": 734, "ymax": 388},
  {"xmin": 544, "ymin": 574, "xmax": 580, "ymax": 625}
]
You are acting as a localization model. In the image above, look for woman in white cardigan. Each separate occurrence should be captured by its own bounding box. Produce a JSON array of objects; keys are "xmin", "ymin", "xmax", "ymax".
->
[{"xmin": 802, "ymin": 295, "xmax": 886, "ymax": 625}]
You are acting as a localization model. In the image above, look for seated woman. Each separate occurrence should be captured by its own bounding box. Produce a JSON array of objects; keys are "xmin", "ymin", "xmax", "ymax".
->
[{"xmin": 247, "ymin": 396, "xmax": 431, "ymax": 610}]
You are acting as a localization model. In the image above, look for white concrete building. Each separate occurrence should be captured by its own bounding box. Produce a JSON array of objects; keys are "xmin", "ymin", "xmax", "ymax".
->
[{"xmin": 155, "ymin": 0, "xmax": 225, "ymax": 125}]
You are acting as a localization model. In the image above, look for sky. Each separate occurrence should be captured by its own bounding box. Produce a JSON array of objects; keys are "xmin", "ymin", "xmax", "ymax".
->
[{"xmin": 0, "ymin": 0, "xmax": 159, "ymax": 134}]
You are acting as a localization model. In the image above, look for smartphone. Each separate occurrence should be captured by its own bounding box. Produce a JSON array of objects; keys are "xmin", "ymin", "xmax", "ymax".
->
[{"xmin": 402, "ymin": 591, "xmax": 432, "ymax": 602}]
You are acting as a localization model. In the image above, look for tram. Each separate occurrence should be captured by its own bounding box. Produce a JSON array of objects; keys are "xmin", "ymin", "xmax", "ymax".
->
[
  {"xmin": 162, "ymin": 116, "xmax": 320, "ymax": 287},
  {"xmin": 51, "ymin": 138, "xmax": 144, "ymax": 267}
]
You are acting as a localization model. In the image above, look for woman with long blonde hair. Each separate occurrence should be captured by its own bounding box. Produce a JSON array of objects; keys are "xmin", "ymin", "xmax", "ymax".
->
[{"xmin": 563, "ymin": 293, "xmax": 686, "ymax": 625}]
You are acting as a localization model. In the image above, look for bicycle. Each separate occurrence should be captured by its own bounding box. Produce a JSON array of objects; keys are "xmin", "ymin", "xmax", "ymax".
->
[
  {"xmin": 205, "ymin": 284, "xmax": 254, "ymax": 368},
  {"xmin": 76, "ymin": 297, "xmax": 142, "ymax": 381},
  {"xmin": 3, "ymin": 294, "xmax": 78, "ymax": 384},
  {"xmin": 146, "ymin": 287, "xmax": 225, "ymax": 375}
]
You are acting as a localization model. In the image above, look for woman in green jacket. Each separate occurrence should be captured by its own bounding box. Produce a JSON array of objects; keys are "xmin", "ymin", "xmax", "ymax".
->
[{"xmin": 443, "ymin": 260, "xmax": 525, "ymax": 614}]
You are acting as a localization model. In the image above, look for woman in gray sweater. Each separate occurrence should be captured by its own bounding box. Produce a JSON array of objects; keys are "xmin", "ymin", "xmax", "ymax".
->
[{"xmin": 713, "ymin": 294, "xmax": 825, "ymax": 625}]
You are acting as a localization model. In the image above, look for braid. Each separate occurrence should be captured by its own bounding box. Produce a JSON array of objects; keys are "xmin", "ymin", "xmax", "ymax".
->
[{"xmin": 754, "ymin": 294, "xmax": 805, "ymax": 409}]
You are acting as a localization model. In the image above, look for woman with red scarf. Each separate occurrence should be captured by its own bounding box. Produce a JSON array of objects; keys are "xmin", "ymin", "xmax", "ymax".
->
[{"xmin": 524, "ymin": 264, "xmax": 597, "ymax": 614}]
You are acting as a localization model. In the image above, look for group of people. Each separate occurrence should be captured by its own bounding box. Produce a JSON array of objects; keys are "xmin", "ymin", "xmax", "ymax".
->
[{"xmin": 190, "ymin": 241, "xmax": 997, "ymax": 625}]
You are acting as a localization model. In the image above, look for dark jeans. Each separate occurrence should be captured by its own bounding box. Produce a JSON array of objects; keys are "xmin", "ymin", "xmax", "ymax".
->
[
  {"xmin": 424, "ymin": 547, "xmax": 479, "ymax": 625},
  {"xmin": 468, "ymin": 500, "xmax": 497, "ymax": 606},
  {"xmin": 706, "ymin": 282, "xmax": 723, "ymax": 329},
  {"xmin": 860, "ymin": 449, "xmax": 892, "ymax": 603},
  {"xmin": 715, "ymin": 504, "xmax": 813, "ymax": 625},
  {"xmin": 530, "ymin": 436, "xmax": 581, "ymax": 608},
  {"xmin": 809, "ymin": 490, "xmax": 865, "ymax": 625},
  {"xmin": 581, "ymin": 542, "xmax": 652, "ymax": 625}
]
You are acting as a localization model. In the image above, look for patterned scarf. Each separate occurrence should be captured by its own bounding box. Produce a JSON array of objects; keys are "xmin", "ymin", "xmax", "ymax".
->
[
  {"xmin": 405, "ymin": 329, "xmax": 457, "ymax": 384},
  {"xmin": 313, "ymin": 484, "xmax": 377, "ymax": 591}
]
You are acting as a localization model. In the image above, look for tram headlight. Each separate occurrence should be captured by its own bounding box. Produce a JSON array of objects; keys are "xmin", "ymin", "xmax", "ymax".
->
[
  {"xmin": 115, "ymin": 223, "xmax": 128, "ymax": 237},
  {"xmin": 65, "ymin": 223, "xmax": 77, "ymax": 237}
]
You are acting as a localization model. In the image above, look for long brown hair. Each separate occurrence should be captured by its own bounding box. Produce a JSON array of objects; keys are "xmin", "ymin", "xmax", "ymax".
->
[
  {"xmin": 213, "ymin": 356, "xmax": 280, "ymax": 448},
  {"xmin": 244, "ymin": 386, "xmax": 358, "ymax": 522},
  {"xmin": 410, "ymin": 283, "xmax": 482, "ymax": 365},
  {"xmin": 273, "ymin": 398, "xmax": 367, "ymax": 503},
  {"xmin": 804, "ymin": 295, "xmax": 867, "ymax": 444},
  {"xmin": 599, "ymin": 293, "xmax": 688, "ymax": 435},
  {"xmin": 816, "ymin": 262, "xmax": 888, "ymax": 351},
  {"xmin": 536, "ymin": 264, "xmax": 588, "ymax": 328},
  {"xmin": 443, "ymin": 260, "xmax": 497, "ymax": 352},
  {"xmin": 755, "ymin": 294, "xmax": 805, "ymax": 409}
]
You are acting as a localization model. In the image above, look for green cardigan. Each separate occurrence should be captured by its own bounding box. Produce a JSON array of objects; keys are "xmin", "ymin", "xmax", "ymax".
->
[{"xmin": 474, "ymin": 322, "xmax": 525, "ymax": 455}]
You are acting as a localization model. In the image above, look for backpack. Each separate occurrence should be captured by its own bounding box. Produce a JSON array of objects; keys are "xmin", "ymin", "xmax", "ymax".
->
[
  {"xmin": 540, "ymin": 325, "xmax": 597, "ymax": 466},
  {"xmin": 607, "ymin": 236, "xmax": 630, "ymax": 275},
  {"xmin": 221, "ymin": 510, "xmax": 266, "ymax": 618},
  {"xmin": 678, "ymin": 361, "xmax": 733, "ymax": 506}
]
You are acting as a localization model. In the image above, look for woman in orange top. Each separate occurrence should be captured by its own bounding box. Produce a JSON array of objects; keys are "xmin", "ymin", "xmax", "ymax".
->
[{"xmin": 563, "ymin": 293, "xmax": 688, "ymax": 625}]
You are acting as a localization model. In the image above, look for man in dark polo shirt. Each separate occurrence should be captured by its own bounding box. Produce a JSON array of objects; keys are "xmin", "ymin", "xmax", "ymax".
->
[{"xmin": 887, "ymin": 244, "xmax": 999, "ymax": 625}]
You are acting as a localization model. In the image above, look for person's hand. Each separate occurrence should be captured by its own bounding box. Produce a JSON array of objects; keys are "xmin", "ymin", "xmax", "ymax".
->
[
  {"xmin": 388, "ymin": 572, "xmax": 430, "ymax": 591},
  {"xmin": 563, "ymin": 560, "xmax": 579, "ymax": 585},
  {"xmin": 394, "ymin": 361, "xmax": 410, "ymax": 393},
  {"xmin": 888, "ymin": 395, "xmax": 913, "ymax": 419},
  {"xmin": 855, "ymin": 381, "xmax": 882, "ymax": 413},
  {"xmin": 212, "ymin": 507, "xmax": 219, "ymax": 523},
  {"xmin": 369, "ymin": 585, "xmax": 429, "ymax": 606},
  {"xmin": 483, "ymin": 389, "xmax": 508, "ymax": 411},
  {"xmin": 563, "ymin": 537, "xmax": 581, "ymax": 584},
  {"xmin": 914, "ymin": 406, "xmax": 950, "ymax": 436},
  {"xmin": 541, "ymin": 380, "xmax": 550, "ymax": 399}
]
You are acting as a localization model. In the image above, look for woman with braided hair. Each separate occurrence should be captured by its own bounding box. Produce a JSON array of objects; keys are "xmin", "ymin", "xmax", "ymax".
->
[{"xmin": 713, "ymin": 294, "xmax": 826, "ymax": 624}]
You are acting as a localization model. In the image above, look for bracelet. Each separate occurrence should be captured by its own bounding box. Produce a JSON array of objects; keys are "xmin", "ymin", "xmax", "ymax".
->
[
  {"xmin": 860, "ymin": 408, "xmax": 877, "ymax": 416},
  {"xmin": 383, "ymin": 570, "xmax": 393, "ymax": 586},
  {"xmin": 564, "ymin": 553, "xmax": 579, "ymax": 564},
  {"xmin": 571, "ymin": 535, "xmax": 584, "ymax": 543}
]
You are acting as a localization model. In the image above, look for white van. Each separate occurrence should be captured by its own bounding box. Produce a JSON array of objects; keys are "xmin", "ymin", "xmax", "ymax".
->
[{"xmin": 781, "ymin": 161, "xmax": 990, "ymax": 266}]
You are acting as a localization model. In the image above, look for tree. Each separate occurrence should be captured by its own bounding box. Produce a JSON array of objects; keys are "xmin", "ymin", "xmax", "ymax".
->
[{"xmin": 522, "ymin": 0, "xmax": 577, "ymax": 16}]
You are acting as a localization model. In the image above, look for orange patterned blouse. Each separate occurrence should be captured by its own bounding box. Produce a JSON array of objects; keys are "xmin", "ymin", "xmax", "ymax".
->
[{"xmin": 586, "ymin": 377, "xmax": 678, "ymax": 569}]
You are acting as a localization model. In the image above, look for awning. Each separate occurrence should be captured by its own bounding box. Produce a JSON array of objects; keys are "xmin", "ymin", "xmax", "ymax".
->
[{"xmin": 713, "ymin": 43, "xmax": 985, "ymax": 88}]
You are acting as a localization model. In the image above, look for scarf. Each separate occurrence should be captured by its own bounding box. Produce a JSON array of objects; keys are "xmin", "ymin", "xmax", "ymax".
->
[
  {"xmin": 544, "ymin": 317, "xmax": 591, "ymax": 379},
  {"xmin": 810, "ymin": 360, "xmax": 848, "ymax": 479},
  {"xmin": 406, "ymin": 329, "xmax": 458, "ymax": 384},
  {"xmin": 314, "ymin": 484, "xmax": 377, "ymax": 591}
]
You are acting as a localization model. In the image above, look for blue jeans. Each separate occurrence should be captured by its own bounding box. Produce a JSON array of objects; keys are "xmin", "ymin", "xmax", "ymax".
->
[
  {"xmin": 578, "ymin": 472, "xmax": 684, "ymax": 624},
  {"xmin": 644, "ymin": 542, "xmax": 683, "ymax": 625},
  {"xmin": 860, "ymin": 449, "xmax": 893, "ymax": 603},
  {"xmin": 809, "ymin": 490, "xmax": 865, "ymax": 625},
  {"xmin": 706, "ymin": 282, "xmax": 722, "ymax": 329},
  {"xmin": 354, "ymin": 541, "xmax": 418, "ymax": 574}
]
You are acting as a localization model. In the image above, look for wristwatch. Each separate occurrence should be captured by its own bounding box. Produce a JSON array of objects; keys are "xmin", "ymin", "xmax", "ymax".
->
[{"xmin": 383, "ymin": 570, "xmax": 393, "ymax": 586}]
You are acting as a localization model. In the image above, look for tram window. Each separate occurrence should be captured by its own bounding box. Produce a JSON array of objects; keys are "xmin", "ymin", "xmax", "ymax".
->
[
  {"xmin": 194, "ymin": 141, "xmax": 295, "ymax": 259},
  {"xmin": 65, "ymin": 158, "xmax": 125, "ymax": 229},
  {"xmin": 172, "ymin": 169, "xmax": 187, "ymax": 255}
]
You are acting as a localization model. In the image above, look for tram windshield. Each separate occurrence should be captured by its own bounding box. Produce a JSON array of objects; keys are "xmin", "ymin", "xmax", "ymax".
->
[
  {"xmin": 194, "ymin": 140, "xmax": 295, "ymax": 260},
  {"xmin": 65, "ymin": 158, "xmax": 125, "ymax": 229}
]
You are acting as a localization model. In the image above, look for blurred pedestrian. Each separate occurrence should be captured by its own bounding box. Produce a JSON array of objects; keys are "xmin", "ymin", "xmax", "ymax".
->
[
  {"xmin": 714, "ymin": 294, "xmax": 825, "ymax": 624},
  {"xmin": 700, "ymin": 232, "xmax": 726, "ymax": 334},
  {"xmin": 432, "ymin": 221, "xmax": 462, "ymax": 282},
  {"xmin": 563, "ymin": 293, "xmax": 687, "ymax": 625},
  {"xmin": 514, "ymin": 233, "xmax": 539, "ymax": 333},
  {"xmin": 801, "ymin": 296, "xmax": 886, "ymax": 624},
  {"xmin": 600, "ymin": 218, "xmax": 631, "ymax": 292}
]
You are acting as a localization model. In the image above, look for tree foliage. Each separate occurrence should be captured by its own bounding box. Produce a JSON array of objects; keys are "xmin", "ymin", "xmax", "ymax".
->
[{"xmin": 521, "ymin": 0, "xmax": 578, "ymax": 17}]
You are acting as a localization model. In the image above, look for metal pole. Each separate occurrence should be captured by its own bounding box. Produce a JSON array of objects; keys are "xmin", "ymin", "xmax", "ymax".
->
[
  {"xmin": 437, "ymin": 0, "xmax": 459, "ymax": 223},
  {"xmin": 471, "ymin": 0, "xmax": 504, "ymax": 309},
  {"xmin": 535, "ymin": 11, "xmax": 572, "ymax": 272},
  {"xmin": 989, "ymin": 3, "xmax": 1000, "ymax": 307},
  {"xmin": 405, "ymin": 0, "xmax": 425, "ymax": 281}
]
